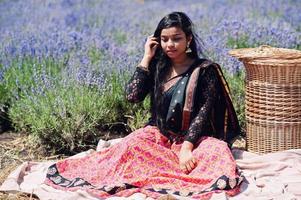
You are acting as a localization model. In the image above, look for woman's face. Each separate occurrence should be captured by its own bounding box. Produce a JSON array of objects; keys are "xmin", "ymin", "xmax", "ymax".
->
[{"xmin": 160, "ymin": 26, "xmax": 191, "ymax": 59}]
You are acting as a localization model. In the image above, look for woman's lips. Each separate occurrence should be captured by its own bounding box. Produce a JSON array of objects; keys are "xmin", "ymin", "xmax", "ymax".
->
[{"xmin": 166, "ymin": 50, "xmax": 176, "ymax": 54}]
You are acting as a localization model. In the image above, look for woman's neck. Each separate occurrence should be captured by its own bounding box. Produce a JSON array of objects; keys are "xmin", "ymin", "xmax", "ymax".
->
[
  {"xmin": 165, "ymin": 56, "xmax": 196, "ymax": 81},
  {"xmin": 171, "ymin": 55, "xmax": 194, "ymax": 70}
]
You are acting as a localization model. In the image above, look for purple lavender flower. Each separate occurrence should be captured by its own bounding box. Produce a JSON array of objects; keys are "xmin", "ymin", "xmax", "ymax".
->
[{"xmin": 0, "ymin": 0, "xmax": 300, "ymax": 83}]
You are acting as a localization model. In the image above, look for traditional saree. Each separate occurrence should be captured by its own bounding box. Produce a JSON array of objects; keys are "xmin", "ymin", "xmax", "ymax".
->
[{"xmin": 45, "ymin": 59, "xmax": 243, "ymax": 199}]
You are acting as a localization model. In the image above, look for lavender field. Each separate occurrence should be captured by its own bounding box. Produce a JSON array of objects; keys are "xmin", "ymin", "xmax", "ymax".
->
[{"xmin": 0, "ymin": 0, "xmax": 300, "ymax": 154}]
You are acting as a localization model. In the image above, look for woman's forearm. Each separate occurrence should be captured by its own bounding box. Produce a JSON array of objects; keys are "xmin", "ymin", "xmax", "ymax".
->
[
  {"xmin": 125, "ymin": 67, "xmax": 150, "ymax": 103},
  {"xmin": 139, "ymin": 56, "xmax": 152, "ymax": 69}
]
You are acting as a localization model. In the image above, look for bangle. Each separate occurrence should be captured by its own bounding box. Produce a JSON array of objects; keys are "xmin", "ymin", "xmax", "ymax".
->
[{"xmin": 137, "ymin": 65, "xmax": 150, "ymax": 73}]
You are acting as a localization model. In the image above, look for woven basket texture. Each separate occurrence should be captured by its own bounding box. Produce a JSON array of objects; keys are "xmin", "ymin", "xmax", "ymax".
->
[{"xmin": 229, "ymin": 45, "xmax": 301, "ymax": 154}]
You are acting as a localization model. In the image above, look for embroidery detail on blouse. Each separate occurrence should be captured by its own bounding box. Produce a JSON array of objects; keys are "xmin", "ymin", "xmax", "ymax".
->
[{"xmin": 125, "ymin": 68, "xmax": 151, "ymax": 103}]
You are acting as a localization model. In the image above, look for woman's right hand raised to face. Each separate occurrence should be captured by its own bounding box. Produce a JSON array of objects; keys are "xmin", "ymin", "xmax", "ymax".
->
[{"xmin": 140, "ymin": 36, "xmax": 159, "ymax": 68}]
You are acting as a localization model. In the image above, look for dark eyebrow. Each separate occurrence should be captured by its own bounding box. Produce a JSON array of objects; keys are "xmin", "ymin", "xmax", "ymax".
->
[{"xmin": 160, "ymin": 33, "xmax": 182, "ymax": 37}]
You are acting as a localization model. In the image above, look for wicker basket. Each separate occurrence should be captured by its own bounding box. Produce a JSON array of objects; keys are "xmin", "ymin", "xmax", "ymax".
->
[{"xmin": 229, "ymin": 45, "xmax": 301, "ymax": 154}]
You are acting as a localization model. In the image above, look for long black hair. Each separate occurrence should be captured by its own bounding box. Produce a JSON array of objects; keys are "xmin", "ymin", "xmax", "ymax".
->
[{"xmin": 148, "ymin": 11, "xmax": 206, "ymax": 132}]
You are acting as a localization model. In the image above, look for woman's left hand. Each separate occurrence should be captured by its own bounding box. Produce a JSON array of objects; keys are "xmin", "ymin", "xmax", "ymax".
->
[{"xmin": 179, "ymin": 142, "xmax": 197, "ymax": 174}]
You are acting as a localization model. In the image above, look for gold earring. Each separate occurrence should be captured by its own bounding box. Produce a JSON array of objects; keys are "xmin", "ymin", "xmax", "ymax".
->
[{"xmin": 185, "ymin": 43, "xmax": 192, "ymax": 53}]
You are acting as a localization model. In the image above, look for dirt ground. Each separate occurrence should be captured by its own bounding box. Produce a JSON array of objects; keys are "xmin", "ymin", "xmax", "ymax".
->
[{"xmin": 0, "ymin": 132, "xmax": 56, "ymax": 200}]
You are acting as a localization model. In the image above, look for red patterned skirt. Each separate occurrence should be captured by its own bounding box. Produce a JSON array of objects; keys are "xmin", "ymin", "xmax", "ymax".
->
[{"xmin": 45, "ymin": 125, "xmax": 243, "ymax": 199}]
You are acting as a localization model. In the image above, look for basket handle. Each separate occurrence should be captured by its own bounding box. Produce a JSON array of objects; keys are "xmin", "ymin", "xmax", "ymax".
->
[{"xmin": 258, "ymin": 45, "xmax": 272, "ymax": 51}]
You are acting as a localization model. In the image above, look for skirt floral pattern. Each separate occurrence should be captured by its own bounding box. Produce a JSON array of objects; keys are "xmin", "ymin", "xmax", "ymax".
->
[{"xmin": 45, "ymin": 125, "xmax": 243, "ymax": 199}]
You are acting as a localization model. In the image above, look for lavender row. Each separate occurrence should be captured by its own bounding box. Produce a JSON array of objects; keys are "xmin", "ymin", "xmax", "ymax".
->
[{"xmin": 0, "ymin": 0, "xmax": 300, "ymax": 77}]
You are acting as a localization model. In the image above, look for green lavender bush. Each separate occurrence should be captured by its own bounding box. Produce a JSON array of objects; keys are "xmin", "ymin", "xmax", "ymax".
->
[
  {"xmin": 224, "ymin": 70, "xmax": 246, "ymax": 133},
  {"xmin": 7, "ymin": 58, "xmax": 148, "ymax": 154}
]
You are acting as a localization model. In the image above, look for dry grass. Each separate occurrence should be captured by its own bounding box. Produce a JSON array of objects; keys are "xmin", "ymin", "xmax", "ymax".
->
[{"xmin": 0, "ymin": 132, "xmax": 47, "ymax": 200}]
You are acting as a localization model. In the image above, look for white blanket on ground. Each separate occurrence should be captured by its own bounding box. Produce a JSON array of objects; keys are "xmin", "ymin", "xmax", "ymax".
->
[{"xmin": 1, "ymin": 138, "xmax": 301, "ymax": 200}]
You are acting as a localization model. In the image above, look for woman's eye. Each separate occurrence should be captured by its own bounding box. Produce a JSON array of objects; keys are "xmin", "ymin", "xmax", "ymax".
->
[{"xmin": 160, "ymin": 37, "xmax": 182, "ymax": 43}]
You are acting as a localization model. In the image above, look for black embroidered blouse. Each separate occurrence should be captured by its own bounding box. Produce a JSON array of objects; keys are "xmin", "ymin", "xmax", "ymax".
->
[{"xmin": 125, "ymin": 60, "xmax": 221, "ymax": 145}]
